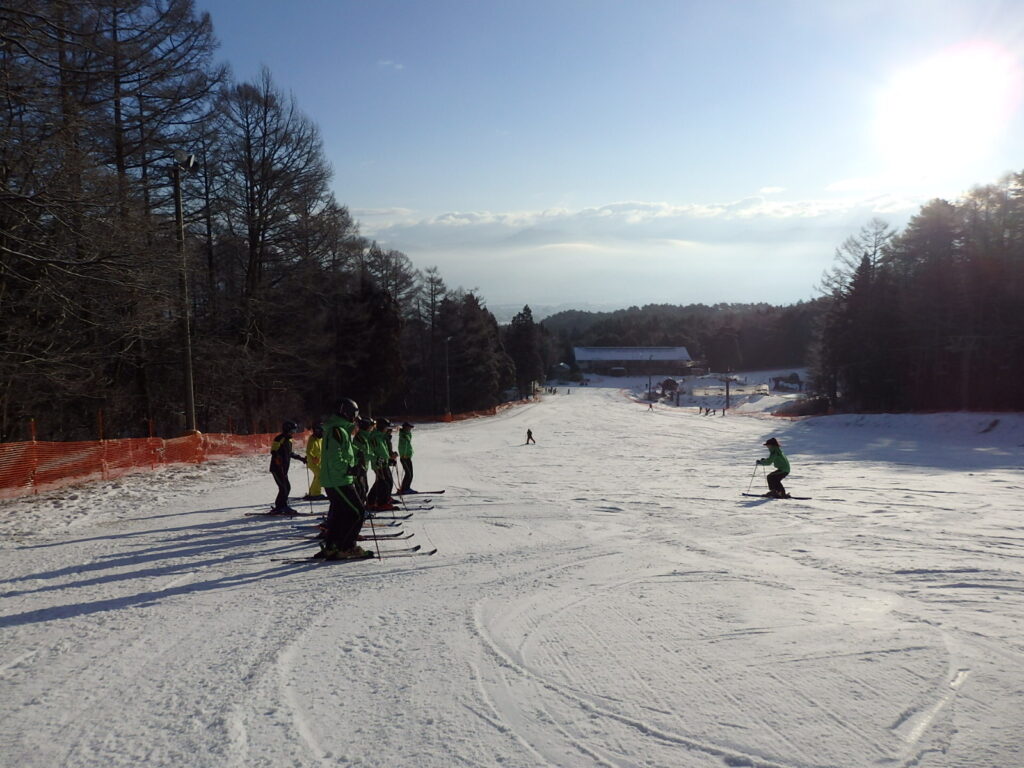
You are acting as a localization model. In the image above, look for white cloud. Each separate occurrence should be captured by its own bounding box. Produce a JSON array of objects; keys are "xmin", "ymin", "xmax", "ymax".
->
[
  {"xmin": 651, "ymin": 238, "xmax": 701, "ymax": 250},
  {"xmin": 355, "ymin": 194, "xmax": 925, "ymax": 306},
  {"xmin": 368, "ymin": 195, "xmax": 905, "ymax": 235},
  {"xmin": 533, "ymin": 241, "xmax": 617, "ymax": 252},
  {"xmin": 377, "ymin": 59, "xmax": 405, "ymax": 70},
  {"xmin": 352, "ymin": 206, "xmax": 415, "ymax": 219}
]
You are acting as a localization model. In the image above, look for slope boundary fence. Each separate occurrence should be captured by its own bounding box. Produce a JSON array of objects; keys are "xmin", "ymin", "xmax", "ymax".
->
[{"xmin": 0, "ymin": 432, "xmax": 270, "ymax": 500}]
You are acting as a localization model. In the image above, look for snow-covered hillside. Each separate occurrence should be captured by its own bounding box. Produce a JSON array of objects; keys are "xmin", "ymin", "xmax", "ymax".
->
[{"xmin": 2, "ymin": 378, "xmax": 1023, "ymax": 768}]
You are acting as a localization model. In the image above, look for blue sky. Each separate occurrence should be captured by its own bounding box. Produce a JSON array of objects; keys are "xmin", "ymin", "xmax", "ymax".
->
[{"xmin": 196, "ymin": 0, "xmax": 1024, "ymax": 310}]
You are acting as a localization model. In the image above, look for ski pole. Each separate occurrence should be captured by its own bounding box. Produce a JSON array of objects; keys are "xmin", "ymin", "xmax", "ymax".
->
[
  {"xmin": 367, "ymin": 501, "xmax": 382, "ymax": 560},
  {"xmin": 391, "ymin": 465, "xmax": 408, "ymax": 511},
  {"xmin": 304, "ymin": 463, "xmax": 315, "ymax": 513},
  {"xmin": 345, "ymin": 488, "xmax": 380, "ymax": 561},
  {"xmin": 746, "ymin": 463, "xmax": 759, "ymax": 493}
]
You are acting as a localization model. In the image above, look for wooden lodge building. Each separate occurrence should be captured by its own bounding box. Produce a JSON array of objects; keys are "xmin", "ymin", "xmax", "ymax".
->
[{"xmin": 572, "ymin": 346, "xmax": 693, "ymax": 376}]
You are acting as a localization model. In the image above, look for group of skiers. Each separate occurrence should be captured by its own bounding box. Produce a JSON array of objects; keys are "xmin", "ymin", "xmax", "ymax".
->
[
  {"xmin": 268, "ymin": 400, "xmax": 418, "ymax": 559},
  {"xmin": 270, "ymin": 402, "xmax": 795, "ymax": 551}
]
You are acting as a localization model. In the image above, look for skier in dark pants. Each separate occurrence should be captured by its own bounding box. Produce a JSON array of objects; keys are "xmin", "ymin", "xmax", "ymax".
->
[
  {"xmin": 269, "ymin": 420, "xmax": 306, "ymax": 514},
  {"xmin": 367, "ymin": 418, "xmax": 396, "ymax": 511},
  {"xmin": 382, "ymin": 419, "xmax": 399, "ymax": 505},
  {"xmin": 352, "ymin": 416, "xmax": 375, "ymax": 505},
  {"xmin": 317, "ymin": 399, "xmax": 371, "ymax": 559},
  {"xmin": 756, "ymin": 437, "xmax": 791, "ymax": 498},
  {"xmin": 397, "ymin": 422, "xmax": 415, "ymax": 493}
]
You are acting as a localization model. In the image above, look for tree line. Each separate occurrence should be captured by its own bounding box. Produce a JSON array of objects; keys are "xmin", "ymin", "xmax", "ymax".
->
[
  {"xmin": 0, "ymin": 0, "xmax": 535, "ymax": 441},
  {"xmin": 813, "ymin": 177, "xmax": 1024, "ymax": 412}
]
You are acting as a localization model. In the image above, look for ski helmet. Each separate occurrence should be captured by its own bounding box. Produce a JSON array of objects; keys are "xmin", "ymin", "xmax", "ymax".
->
[
  {"xmin": 357, "ymin": 416, "xmax": 374, "ymax": 430},
  {"xmin": 763, "ymin": 437, "xmax": 779, "ymax": 447},
  {"xmin": 376, "ymin": 417, "xmax": 392, "ymax": 430},
  {"xmin": 282, "ymin": 420, "xmax": 298, "ymax": 433},
  {"xmin": 335, "ymin": 398, "xmax": 359, "ymax": 420}
]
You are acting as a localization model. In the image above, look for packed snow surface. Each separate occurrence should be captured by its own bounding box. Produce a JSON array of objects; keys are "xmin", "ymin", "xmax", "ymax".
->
[{"xmin": 3, "ymin": 374, "xmax": 1024, "ymax": 768}]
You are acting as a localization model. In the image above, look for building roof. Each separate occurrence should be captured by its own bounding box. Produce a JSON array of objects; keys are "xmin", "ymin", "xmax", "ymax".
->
[{"xmin": 573, "ymin": 346, "xmax": 691, "ymax": 362}]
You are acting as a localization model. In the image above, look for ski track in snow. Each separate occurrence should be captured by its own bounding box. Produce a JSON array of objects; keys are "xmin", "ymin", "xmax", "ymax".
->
[{"xmin": 3, "ymin": 375, "xmax": 1024, "ymax": 767}]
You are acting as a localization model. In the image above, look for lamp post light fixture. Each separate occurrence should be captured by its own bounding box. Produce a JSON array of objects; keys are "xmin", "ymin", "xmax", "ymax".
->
[{"xmin": 172, "ymin": 150, "xmax": 198, "ymax": 434}]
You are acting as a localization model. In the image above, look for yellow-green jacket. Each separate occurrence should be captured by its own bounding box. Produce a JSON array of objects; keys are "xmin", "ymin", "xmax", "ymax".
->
[
  {"xmin": 320, "ymin": 415, "xmax": 355, "ymax": 488},
  {"xmin": 398, "ymin": 429, "xmax": 413, "ymax": 459},
  {"xmin": 353, "ymin": 430, "xmax": 372, "ymax": 470},
  {"xmin": 757, "ymin": 446, "xmax": 790, "ymax": 473},
  {"xmin": 305, "ymin": 435, "xmax": 322, "ymax": 471},
  {"xmin": 368, "ymin": 430, "xmax": 390, "ymax": 467}
]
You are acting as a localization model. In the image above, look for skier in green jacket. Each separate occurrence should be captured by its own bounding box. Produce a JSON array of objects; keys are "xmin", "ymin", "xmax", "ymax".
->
[
  {"xmin": 756, "ymin": 437, "xmax": 791, "ymax": 498},
  {"xmin": 366, "ymin": 418, "xmax": 394, "ymax": 511},
  {"xmin": 317, "ymin": 398, "xmax": 371, "ymax": 559},
  {"xmin": 352, "ymin": 416, "xmax": 375, "ymax": 504}
]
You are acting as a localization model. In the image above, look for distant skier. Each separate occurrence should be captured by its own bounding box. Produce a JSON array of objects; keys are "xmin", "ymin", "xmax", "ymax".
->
[
  {"xmin": 756, "ymin": 437, "xmax": 791, "ymax": 498},
  {"xmin": 647, "ymin": 402, "xmax": 654, "ymax": 412},
  {"xmin": 525, "ymin": 429, "xmax": 535, "ymax": 444},
  {"xmin": 397, "ymin": 422, "xmax": 415, "ymax": 493},
  {"xmin": 269, "ymin": 420, "xmax": 306, "ymax": 514}
]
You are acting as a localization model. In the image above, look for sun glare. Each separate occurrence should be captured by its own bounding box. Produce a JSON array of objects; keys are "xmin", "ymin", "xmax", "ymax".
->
[{"xmin": 873, "ymin": 42, "xmax": 1022, "ymax": 181}]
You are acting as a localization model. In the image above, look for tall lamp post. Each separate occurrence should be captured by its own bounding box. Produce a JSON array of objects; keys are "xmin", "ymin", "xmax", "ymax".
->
[
  {"xmin": 444, "ymin": 336, "xmax": 452, "ymax": 416},
  {"xmin": 172, "ymin": 150, "xmax": 198, "ymax": 434}
]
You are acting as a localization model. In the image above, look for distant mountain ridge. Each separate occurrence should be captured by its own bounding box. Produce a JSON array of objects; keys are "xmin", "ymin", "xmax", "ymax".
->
[{"xmin": 488, "ymin": 302, "xmax": 623, "ymax": 324}]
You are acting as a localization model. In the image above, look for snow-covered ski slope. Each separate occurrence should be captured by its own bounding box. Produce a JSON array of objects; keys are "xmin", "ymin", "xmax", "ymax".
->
[{"xmin": 2, "ymin": 380, "xmax": 1023, "ymax": 768}]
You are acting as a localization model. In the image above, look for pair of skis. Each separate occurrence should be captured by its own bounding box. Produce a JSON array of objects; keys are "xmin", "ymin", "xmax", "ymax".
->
[
  {"xmin": 245, "ymin": 509, "xmax": 320, "ymax": 517},
  {"xmin": 295, "ymin": 531, "xmax": 414, "ymax": 541},
  {"xmin": 273, "ymin": 544, "xmax": 437, "ymax": 564},
  {"xmin": 293, "ymin": 528, "xmax": 405, "ymax": 543},
  {"xmin": 741, "ymin": 493, "xmax": 812, "ymax": 500}
]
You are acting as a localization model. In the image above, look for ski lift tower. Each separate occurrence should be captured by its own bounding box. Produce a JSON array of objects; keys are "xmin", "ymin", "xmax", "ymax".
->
[{"xmin": 718, "ymin": 372, "xmax": 738, "ymax": 411}]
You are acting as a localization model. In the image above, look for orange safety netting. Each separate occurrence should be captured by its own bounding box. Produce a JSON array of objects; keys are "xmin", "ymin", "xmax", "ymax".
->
[{"xmin": 0, "ymin": 431, "xmax": 279, "ymax": 500}]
